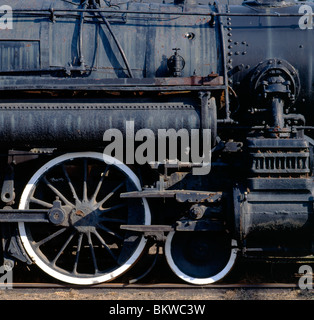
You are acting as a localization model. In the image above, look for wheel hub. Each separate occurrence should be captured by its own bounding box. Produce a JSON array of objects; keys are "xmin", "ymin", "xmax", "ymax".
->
[
  {"xmin": 190, "ymin": 241, "xmax": 210, "ymax": 261},
  {"xmin": 70, "ymin": 203, "xmax": 99, "ymax": 233}
]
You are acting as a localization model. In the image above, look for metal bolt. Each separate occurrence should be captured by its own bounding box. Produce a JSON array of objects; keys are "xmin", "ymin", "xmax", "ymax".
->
[{"xmin": 185, "ymin": 32, "xmax": 195, "ymax": 40}]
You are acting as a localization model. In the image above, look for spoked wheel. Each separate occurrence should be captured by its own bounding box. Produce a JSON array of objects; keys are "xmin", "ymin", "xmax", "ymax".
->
[
  {"xmin": 165, "ymin": 231, "xmax": 237, "ymax": 285},
  {"xmin": 18, "ymin": 152, "xmax": 151, "ymax": 285}
]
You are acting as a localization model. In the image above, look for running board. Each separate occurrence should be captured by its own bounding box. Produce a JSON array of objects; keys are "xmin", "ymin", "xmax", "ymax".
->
[
  {"xmin": 121, "ymin": 220, "xmax": 224, "ymax": 234},
  {"xmin": 120, "ymin": 190, "xmax": 223, "ymax": 203}
]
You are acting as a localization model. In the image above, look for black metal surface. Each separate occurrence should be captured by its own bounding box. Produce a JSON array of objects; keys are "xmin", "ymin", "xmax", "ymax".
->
[
  {"xmin": 1, "ymin": 224, "xmax": 32, "ymax": 264},
  {"xmin": 0, "ymin": 97, "xmax": 206, "ymax": 147},
  {"xmin": 1, "ymin": 0, "xmax": 314, "ymax": 285},
  {"xmin": 0, "ymin": 0, "xmax": 223, "ymax": 83},
  {"xmin": 226, "ymin": 2, "xmax": 314, "ymax": 127},
  {"xmin": 247, "ymin": 138, "xmax": 310, "ymax": 175}
]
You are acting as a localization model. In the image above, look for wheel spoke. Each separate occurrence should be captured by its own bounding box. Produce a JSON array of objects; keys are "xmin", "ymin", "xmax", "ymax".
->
[
  {"xmin": 52, "ymin": 231, "xmax": 75, "ymax": 266},
  {"xmin": 87, "ymin": 231, "xmax": 98, "ymax": 273},
  {"xmin": 93, "ymin": 229, "xmax": 118, "ymax": 262},
  {"xmin": 96, "ymin": 181, "xmax": 125, "ymax": 209},
  {"xmin": 62, "ymin": 164, "xmax": 80, "ymax": 203},
  {"xmin": 100, "ymin": 203, "xmax": 127, "ymax": 213},
  {"xmin": 90, "ymin": 166, "xmax": 110, "ymax": 203},
  {"xmin": 35, "ymin": 227, "xmax": 67, "ymax": 248},
  {"xmin": 96, "ymin": 223, "xmax": 123, "ymax": 241},
  {"xmin": 98, "ymin": 217, "xmax": 127, "ymax": 224},
  {"xmin": 30, "ymin": 197, "xmax": 53, "ymax": 209},
  {"xmin": 43, "ymin": 176, "xmax": 74, "ymax": 207},
  {"xmin": 73, "ymin": 233, "xmax": 83, "ymax": 274},
  {"xmin": 83, "ymin": 159, "xmax": 88, "ymax": 202}
]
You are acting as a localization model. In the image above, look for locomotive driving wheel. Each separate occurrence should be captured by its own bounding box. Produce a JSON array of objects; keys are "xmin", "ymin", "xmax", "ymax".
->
[
  {"xmin": 165, "ymin": 231, "xmax": 237, "ymax": 285},
  {"xmin": 18, "ymin": 152, "xmax": 151, "ymax": 285}
]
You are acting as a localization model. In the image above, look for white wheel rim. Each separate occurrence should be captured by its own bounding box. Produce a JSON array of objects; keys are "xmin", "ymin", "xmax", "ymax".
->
[
  {"xmin": 165, "ymin": 232, "xmax": 237, "ymax": 285},
  {"xmin": 18, "ymin": 152, "xmax": 151, "ymax": 285}
]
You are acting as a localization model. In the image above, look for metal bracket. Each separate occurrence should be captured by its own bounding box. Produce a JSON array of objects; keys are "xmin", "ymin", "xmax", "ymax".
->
[
  {"xmin": 48, "ymin": 199, "xmax": 66, "ymax": 225},
  {"xmin": 49, "ymin": 8, "xmax": 56, "ymax": 22},
  {"xmin": 199, "ymin": 91, "xmax": 217, "ymax": 146},
  {"xmin": 1, "ymin": 165, "xmax": 15, "ymax": 205},
  {"xmin": 120, "ymin": 225, "xmax": 173, "ymax": 242},
  {"xmin": 176, "ymin": 219, "xmax": 224, "ymax": 231},
  {"xmin": 1, "ymin": 224, "xmax": 32, "ymax": 264}
]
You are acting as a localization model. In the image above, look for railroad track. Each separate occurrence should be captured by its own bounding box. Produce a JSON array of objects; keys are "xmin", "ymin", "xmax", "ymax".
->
[
  {"xmin": 3, "ymin": 282, "xmax": 301, "ymax": 289},
  {"xmin": 1, "ymin": 281, "xmax": 312, "ymax": 307},
  {"xmin": 4, "ymin": 258, "xmax": 309, "ymax": 291}
]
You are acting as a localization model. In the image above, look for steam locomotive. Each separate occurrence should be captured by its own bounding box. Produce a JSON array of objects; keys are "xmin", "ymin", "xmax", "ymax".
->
[{"xmin": 0, "ymin": 0, "xmax": 313, "ymax": 285}]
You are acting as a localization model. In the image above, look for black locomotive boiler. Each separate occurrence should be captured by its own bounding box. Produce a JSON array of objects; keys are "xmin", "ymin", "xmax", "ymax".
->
[{"xmin": 0, "ymin": 0, "xmax": 313, "ymax": 285}]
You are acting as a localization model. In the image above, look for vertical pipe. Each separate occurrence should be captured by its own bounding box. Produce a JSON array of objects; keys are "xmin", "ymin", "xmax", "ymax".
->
[
  {"xmin": 78, "ymin": 1, "xmax": 88, "ymax": 66},
  {"xmin": 271, "ymin": 97, "xmax": 284, "ymax": 129},
  {"xmin": 91, "ymin": 1, "xmax": 134, "ymax": 78},
  {"xmin": 215, "ymin": 1, "xmax": 230, "ymax": 120}
]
